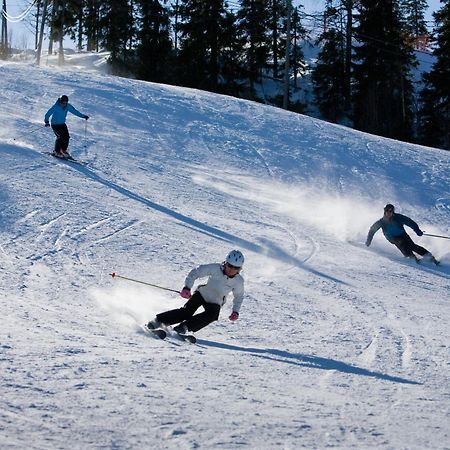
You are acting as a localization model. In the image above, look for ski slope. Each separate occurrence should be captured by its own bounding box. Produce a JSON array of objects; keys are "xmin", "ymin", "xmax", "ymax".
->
[{"xmin": 1, "ymin": 56, "xmax": 449, "ymax": 449}]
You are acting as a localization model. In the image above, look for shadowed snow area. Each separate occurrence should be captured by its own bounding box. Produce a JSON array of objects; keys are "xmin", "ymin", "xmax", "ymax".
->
[{"xmin": 1, "ymin": 56, "xmax": 449, "ymax": 449}]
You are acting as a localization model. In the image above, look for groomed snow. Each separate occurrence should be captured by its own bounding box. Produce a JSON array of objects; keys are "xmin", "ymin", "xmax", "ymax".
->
[{"xmin": 1, "ymin": 55, "xmax": 449, "ymax": 449}]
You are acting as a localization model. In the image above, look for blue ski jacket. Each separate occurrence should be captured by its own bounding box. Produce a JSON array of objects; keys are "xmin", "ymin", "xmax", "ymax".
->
[
  {"xmin": 366, "ymin": 213, "xmax": 421, "ymax": 245},
  {"xmin": 45, "ymin": 99, "xmax": 86, "ymax": 125}
]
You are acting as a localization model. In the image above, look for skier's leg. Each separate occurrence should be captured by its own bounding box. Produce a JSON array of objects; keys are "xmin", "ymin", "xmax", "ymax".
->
[
  {"xmin": 185, "ymin": 302, "xmax": 221, "ymax": 332},
  {"xmin": 156, "ymin": 291, "xmax": 203, "ymax": 326},
  {"xmin": 59, "ymin": 124, "xmax": 70, "ymax": 152},
  {"xmin": 51, "ymin": 125, "xmax": 63, "ymax": 154},
  {"xmin": 391, "ymin": 235, "xmax": 415, "ymax": 258},
  {"xmin": 402, "ymin": 234, "xmax": 432, "ymax": 258},
  {"xmin": 410, "ymin": 242, "xmax": 430, "ymax": 257}
]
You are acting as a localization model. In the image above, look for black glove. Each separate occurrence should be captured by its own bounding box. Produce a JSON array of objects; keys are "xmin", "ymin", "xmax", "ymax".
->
[
  {"xmin": 365, "ymin": 239, "xmax": 371, "ymax": 247},
  {"xmin": 416, "ymin": 230, "xmax": 423, "ymax": 236},
  {"xmin": 84, "ymin": 115, "xmax": 89, "ymax": 120},
  {"xmin": 45, "ymin": 121, "xmax": 50, "ymax": 127}
]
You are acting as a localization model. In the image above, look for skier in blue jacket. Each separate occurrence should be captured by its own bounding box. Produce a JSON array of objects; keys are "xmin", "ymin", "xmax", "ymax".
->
[
  {"xmin": 44, "ymin": 95, "xmax": 89, "ymax": 158},
  {"xmin": 366, "ymin": 204, "xmax": 438, "ymax": 264}
]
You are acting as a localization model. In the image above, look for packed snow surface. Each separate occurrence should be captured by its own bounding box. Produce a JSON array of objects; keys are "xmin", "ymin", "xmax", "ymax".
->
[{"xmin": 1, "ymin": 55, "xmax": 449, "ymax": 449}]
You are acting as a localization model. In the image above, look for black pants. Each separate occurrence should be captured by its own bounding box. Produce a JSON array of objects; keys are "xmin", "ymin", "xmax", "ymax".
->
[
  {"xmin": 51, "ymin": 124, "xmax": 70, "ymax": 152},
  {"xmin": 389, "ymin": 233, "xmax": 429, "ymax": 258},
  {"xmin": 156, "ymin": 291, "xmax": 220, "ymax": 332}
]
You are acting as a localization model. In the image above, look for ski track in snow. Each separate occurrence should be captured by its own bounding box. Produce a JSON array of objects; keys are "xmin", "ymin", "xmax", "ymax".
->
[{"xmin": 1, "ymin": 58, "xmax": 450, "ymax": 449}]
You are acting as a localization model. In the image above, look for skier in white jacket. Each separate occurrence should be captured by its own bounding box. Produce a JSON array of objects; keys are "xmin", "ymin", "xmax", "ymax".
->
[{"xmin": 147, "ymin": 250, "xmax": 245, "ymax": 335}]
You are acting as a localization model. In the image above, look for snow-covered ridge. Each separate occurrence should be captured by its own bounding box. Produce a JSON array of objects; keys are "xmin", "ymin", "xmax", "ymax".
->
[{"xmin": 1, "ymin": 55, "xmax": 449, "ymax": 449}]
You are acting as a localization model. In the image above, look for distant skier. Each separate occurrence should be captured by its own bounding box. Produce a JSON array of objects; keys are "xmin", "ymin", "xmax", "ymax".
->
[
  {"xmin": 147, "ymin": 250, "xmax": 245, "ymax": 336},
  {"xmin": 44, "ymin": 95, "xmax": 89, "ymax": 159},
  {"xmin": 366, "ymin": 204, "xmax": 439, "ymax": 264}
]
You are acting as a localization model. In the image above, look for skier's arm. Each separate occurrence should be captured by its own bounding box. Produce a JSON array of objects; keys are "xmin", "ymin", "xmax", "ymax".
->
[
  {"xmin": 68, "ymin": 104, "xmax": 88, "ymax": 119},
  {"xmin": 231, "ymin": 278, "xmax": 245, "ymax": 314},
  {"xmin": 44, "ymin": 105, "xmax": 55, "ymax": 123},
  {"xmin": 366, "ymin": 220, "xmax": 382, "ymax": 246},
  {"xmin": 398, "ymin": 214, "xmax": 422, "ymax": 235},
  {"xmin": 183, "ymin": 263, "xmax": 216, "ymax": 289}
]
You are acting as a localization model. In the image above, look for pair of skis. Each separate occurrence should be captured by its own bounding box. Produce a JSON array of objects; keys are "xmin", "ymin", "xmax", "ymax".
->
[
  {"xmin": 45, "ymin": 151, "xmax": 87, "ymax": 166},
  {"xmin": 143, "ymin": 324, "xmax": 197, "ymax": 344}
]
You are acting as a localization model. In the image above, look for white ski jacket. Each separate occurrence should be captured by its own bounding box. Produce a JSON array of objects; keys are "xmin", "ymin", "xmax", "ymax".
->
[{"xmin": 184, "ymin": 263, "xmax": 245, "ymax": 313}]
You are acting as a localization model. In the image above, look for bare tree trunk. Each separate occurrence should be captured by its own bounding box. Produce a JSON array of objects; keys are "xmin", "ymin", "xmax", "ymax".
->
[
  {"xmin": 344, "ymin": 0, "xmax": 353, "ymax": 113},
  {"xmin": 35, "ymin": 0, "xmax": 40, "ymax": 50},
  {"xmin": 48, "ymin": 0, "xmax": 55, "ymax": 55},
  {"xmin": 77, "ymin": 3, "xmax": 83, "ymax": 50},
  {"xmin": 37, "ymin": 0, "xmax": 49, "ymax": 65},
  {"xmin": 58, "ymin": 0, "xmax": 65, "ymax": 65},
  {"xmin": 272, "ymin": 0, "xmax": 278, "ymax": 79},
  {"xmin": 1, "ymin": 0, "xmax": 8, "ymax": 58},
  {"xmin": 283, "ymin": 0, "xmax": 291, "ymax": 109},
  {"xmin": 174, "ymin": 0, "xmax": 179, "ymax": 54}
]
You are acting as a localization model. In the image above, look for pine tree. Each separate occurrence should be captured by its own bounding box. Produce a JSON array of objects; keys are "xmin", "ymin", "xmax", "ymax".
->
[
  {"xmin": 419, "ymin": 1, "xmax": 450, "ymax": 150},
  {"xmin": 312, "ymin": 26, "xmax": 347, "ymax": 122},
  {"xmin": 134, "ymin": 0, "xmax": 172, "ymax": 83},
  {"xmin": 62, "ymin": 0, "xmax": 86, "ymax": 51},
  {"xmin": 217, "ymin": 8, "xmax": 244, "ymax": 95},
  {"xmin": 290, "ymin": 6, "xmax": 307, "ymax": 91},
  {"xmin": 177, "ymin": 0, "xmax": 229, "ymax": 91},
  {"xmin": 85, "ymin": 0, "xmax": 101, "ymax": 52},
  {"xmin": 268, "ymin": 0, "xmax": 287, "ymax": 80},
  {"xmin": 353, "ymin": 0, "xmax": 416, "ymax": 140},
  {"xmin": 399, "ymin": 0, "xmax": 428, "ymax": 45},
  {"xmin": 237, "ymin": 0, "xmax": 271, "ymax": 90},
  {"xmin": 312, "ymin": 2, "xmax": 352, "ymax": 122},
  {"xmin": 99, "ymin": 0, "xmax": 135, "ymax": 72}
]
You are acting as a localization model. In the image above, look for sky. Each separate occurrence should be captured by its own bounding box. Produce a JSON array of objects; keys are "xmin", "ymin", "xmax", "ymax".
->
[
  {"xmin": 2, "ymin": 0, "xmax": 444, "ymax": 50},
  {"xmin": 0, "ymin": 51, "xmax": 449, "ymax": 449}
]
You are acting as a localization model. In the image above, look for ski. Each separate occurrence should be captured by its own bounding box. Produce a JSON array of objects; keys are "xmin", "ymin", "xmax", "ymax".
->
[
  {"xmin": 44, "ymin": 152, "xmax": 87, "ymax": 166},
  {"xmin": 142, "ymin": 325, "xmax": 167, "ymax": 340},
  {"xmin": 173, "ymin": 332, "xmax": 197, "ymax": 344},
  {"xmin": 143, "ymin": 323, "xmax": 196, "ymax": 343}
]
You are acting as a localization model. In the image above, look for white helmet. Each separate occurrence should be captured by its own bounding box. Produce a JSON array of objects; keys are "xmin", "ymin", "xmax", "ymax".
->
[{"xmin": 226, "ymin": 250, "xmax": 244, "ymax": 268}]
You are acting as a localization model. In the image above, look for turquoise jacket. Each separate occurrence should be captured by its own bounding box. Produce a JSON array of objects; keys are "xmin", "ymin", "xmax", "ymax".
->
[
  {"xmin": 366, "ymin": 213, "xmax": 421, "ymax": 245},
  {"xmin": 45, "ymin": 99, "xmax": 86, "ymax": 125}
]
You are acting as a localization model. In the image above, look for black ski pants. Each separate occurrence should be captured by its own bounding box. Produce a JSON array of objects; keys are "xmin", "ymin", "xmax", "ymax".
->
[
  {"xmin": 389, "ymin": 233, "xmax": 429, "ymax": 258},
  {"xmin": 51, "ymin": 123, "xmax": 70, "ymax": 152},
  {"xmin": 156, "ymin": 291, "xmax": 220, "ymax": 332}
]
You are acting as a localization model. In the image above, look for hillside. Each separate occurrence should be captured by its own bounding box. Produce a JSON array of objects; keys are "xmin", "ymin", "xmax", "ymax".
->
[{"xmin": 1, "ymin": 57, "xmax": 449, "ymax": 449}]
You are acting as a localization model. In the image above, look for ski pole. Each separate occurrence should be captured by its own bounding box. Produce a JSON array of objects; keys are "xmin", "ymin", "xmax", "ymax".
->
[
  {"xmin": 84, "ymin": 120, "xmax": 88, "ymax": 149},
  {"xmin": 110, "ymin": 272, "xmax": 180, "ymax": 293},
  {"xmin": 423, "ymin": 233, "xmax": 450, "ymax": 240}
]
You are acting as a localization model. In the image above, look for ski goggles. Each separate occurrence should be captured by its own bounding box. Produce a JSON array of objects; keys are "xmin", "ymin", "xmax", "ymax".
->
[{"xmin": 225, "ymin": 262, "xmax": 242, "ymax": 271}]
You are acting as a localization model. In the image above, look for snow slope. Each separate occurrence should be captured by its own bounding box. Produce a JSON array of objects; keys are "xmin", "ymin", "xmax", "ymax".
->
[{"xmin": 1, "ymin": 58, "xmax": 449, "ymax": 449}]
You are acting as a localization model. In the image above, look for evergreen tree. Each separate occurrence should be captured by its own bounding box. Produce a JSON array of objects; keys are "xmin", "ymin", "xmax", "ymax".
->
[
  {"xmin": 290, "ymin": 6, "xmax": 307, "ymax": 91},
  {"xmin": 341, "ymin": 0, "xmax": 357, "ymax": 113},
  {"xmin": 62, "ymin": 0, "xmax": 85, "ymax": 51},
  {"xmin": 237, "ymin": 0, "xmax": 271, "ymax": 90},
  {"xmin": 419, "ymin": 1, "xmax": 450, "ymax": 150},
  {"xmin": 399, "ymin": 0, "xmax": 428, "ymax": 43},
  {"xmin": 268, "ymin": 0, "xmax": 287, "ymax": 80},
  {"xmin": 353, "ymin": 0, "xmax": 416, "ymax": 140},
  {"xmin": 99, "ymin": 0, "xmax": 135, "ymax": 72},
  {"xmin": 85, "ymin": 0, "xmax": 101, "ymax": 51},
  {"xmin": 312, "ymin": 25, "xmax": 347, "ymax": 122},
  {"xmin": 134, "ymin": 0, "xmax": 172, "ymax": 83},
  {"xmin": 217, "ymin": 8, "xmax": 244, "ymax": 95},
  {"xmin": 177, "ymin": 0, "xmax": 229, "ymax": 91}
]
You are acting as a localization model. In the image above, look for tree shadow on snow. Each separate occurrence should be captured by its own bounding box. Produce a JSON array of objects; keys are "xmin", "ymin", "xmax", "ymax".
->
[{"xmin": 198, "ymin": 340, "xmax": 421, "ymax": 385}]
